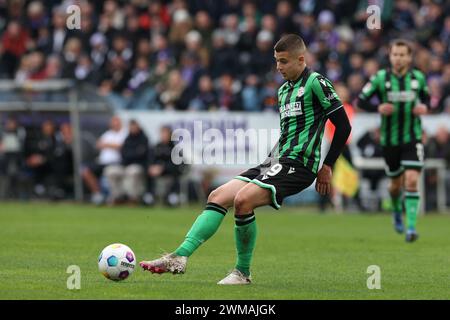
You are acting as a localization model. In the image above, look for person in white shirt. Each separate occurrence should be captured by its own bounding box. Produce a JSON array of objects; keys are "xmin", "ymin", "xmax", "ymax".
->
[{"xmin": 81, "ymin": 116, "xmax": 127, "ymax": 204}]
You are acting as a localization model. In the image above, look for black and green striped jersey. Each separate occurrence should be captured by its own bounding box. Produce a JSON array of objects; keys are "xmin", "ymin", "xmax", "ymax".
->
[
  {"xmin": 276, "ymin": 67, "xmax": 343, "ymax": 173},
  {"xmin": 358, "ymin": 68, "xmax": 430, "ymax": 147}
]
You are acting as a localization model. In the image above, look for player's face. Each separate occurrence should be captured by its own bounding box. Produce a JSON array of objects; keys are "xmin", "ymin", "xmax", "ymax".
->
[
  {"xmin": 274, "ymin": 50, "xmax": 304, "ymax": 81},
  {"xmin": 389, "ymin": 45, "xmax": 412, "ymax": 73}
]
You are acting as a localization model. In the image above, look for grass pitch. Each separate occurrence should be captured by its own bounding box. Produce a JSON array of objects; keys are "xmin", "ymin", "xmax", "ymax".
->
[{"xmin": 1, "ymin": 202, "xmax": 450, "ymax": 300}]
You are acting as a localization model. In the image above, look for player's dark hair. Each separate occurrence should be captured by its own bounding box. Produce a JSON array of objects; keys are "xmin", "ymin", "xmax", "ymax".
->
[
  {"xmin": 389, "ymin": 39, "xmax": 413, "ymax": 54},
  {"xmin": 274, "ymin": 34, "xmax": 306, "ymax": 53}
]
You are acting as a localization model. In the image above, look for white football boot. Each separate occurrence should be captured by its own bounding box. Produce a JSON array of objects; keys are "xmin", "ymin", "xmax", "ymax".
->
[{"xmin": 217, "ymin": 269, "xmax": 252, "ymax": 285}]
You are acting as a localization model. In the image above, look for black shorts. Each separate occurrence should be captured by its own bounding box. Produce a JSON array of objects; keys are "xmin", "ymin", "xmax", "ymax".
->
[
  {"xmin": 235, "ymin": 158, "xmax": 316, "ymax": 210},
  {"xmin": 382, "ymin": 142, "xmax": 425, "ymax": 178}
]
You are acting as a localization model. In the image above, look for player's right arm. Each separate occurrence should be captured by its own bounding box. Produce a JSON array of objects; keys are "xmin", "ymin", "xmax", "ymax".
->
[{"xmin": 356, "ymin": 72, "xmax": 393, "ymax": 115}]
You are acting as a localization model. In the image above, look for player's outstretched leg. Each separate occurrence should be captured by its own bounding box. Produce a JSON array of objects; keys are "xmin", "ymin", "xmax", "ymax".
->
[
  {"xmin": 389, "ymin": 175, "xmax": 404, "ymax": 234},
  {"xmin": 218, "ymin": 183, "xmax": 271, "ymax": 285},
  {"xmin": 404, "ymin": 170, "xmax": 420, "ymax": 243},
  {"xmin": 140, "ymin": 179, "xmax": 247, "ymax": 274}
]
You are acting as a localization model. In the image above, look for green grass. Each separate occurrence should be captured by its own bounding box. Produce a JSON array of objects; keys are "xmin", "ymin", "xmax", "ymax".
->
[{"xmin": 1, "ymin": 202, "xmax": 450, "ymax": 300}]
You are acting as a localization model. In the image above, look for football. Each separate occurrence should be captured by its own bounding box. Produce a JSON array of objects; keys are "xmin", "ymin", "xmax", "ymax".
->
[{"xmin": 98, "ymin": 243, "xmax": 136, "ymax": 281}]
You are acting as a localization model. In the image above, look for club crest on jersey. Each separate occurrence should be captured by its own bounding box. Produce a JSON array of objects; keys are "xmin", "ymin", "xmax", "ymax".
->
[
  {"xmin": 297, "ymin": 87, "xmax": 304, "ymax": 98},
  {"xmin": 411, "ymin": 79, "xmax": 419, "ymax": 89}
]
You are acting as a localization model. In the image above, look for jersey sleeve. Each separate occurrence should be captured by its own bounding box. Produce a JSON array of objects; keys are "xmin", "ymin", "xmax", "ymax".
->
[
  {"xmin": 311, "ymin": 75, "xmax": 343, "ymax": 116},
  {"xmin": 416, "ymin": 71, "xmax": 430, "ymax": 107},
  {"xmin": 356, "ymin": 72, "xmax": 381, "ymax": 111},
  {"xmin": 359, "ymin": 74, "xmax": 380, "ymax": 100}
]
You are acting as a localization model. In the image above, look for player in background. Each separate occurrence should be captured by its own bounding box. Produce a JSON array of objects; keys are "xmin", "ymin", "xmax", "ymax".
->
[
  {"xmin": 140, "ymin": 34, "xmax": 351, "ymax": 284},
  {"xmin": 357, "ymin": 39, "xmax": 430, "ymax": 242}
]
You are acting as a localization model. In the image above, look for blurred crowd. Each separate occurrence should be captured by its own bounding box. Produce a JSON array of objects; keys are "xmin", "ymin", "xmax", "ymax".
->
[
  {"xmin": 0, "ymin": 0, "xmax": 449, "ymax": 112},
  {"xmin": 0, "ymin": 115, "xmax": 186, "ymax": 206}
]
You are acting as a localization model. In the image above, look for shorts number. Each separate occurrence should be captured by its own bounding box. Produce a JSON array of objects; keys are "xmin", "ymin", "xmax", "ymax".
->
[
  {"xmin": 416, "ymin": 143, "xmax": 424, "ymax": 162},
  {"xmin": 267, "ymin": 164, "xmax": 282, "ymax": 177}
]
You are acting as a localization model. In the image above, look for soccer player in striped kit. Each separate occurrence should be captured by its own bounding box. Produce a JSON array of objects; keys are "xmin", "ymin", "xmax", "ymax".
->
[
  {"xmin": 140, "ymin": 34, "xmax": 351, "ymax": 284},
  {"xmin": 357, "ymin": 39, "xmax": 430, "ymax": 242}
]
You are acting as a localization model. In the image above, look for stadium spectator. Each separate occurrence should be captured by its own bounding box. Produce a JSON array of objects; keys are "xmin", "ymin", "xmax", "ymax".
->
[
  {"xmin": 241, "ymin": 74, "xmax": 261, "ymax": 112},
  {"xmin": 1, "ymin": 20, "xmax": 31, "ymax": 78},
  {"xmin": 424, "ymin": 126, "xmax": 450, "ymax": 210},
  {"xmin": 188, "ymin": 74, "xmax": 218, "ymax": 111},
  {"xmin": 49, "ymin": 122, "xmax": 74, "ymax": 200},
  {"xmin": 209, "ymin": 29, "xmax": 239, "ymax": 79},
  {"xmin": 426, "ymin": 126, "xmax": 450, "ymax": 168},
  {"xmin": 81, "ymin": 116, "xmax": 127, "ymax": 205},
  {"xmin": 0, "ymin": 117, "xmax": 25, "ymax": 199},
  {"xmin": 356, "ymin": 128, "xmax": 385, "ymax": 211},
  {"xmin": 24, "ymin": 120, "xmax": 57, "ymax": 198},
  {"xmin": 104, "ymin": 119, "xmax": 149, "ymax": 205},
  {"xmin": 143, "ymin": 126, "xmax": 184, "ymax": 207},
  {"xmin": 159, "ymin": 69, "xmax": 189, "ymax": 110}
]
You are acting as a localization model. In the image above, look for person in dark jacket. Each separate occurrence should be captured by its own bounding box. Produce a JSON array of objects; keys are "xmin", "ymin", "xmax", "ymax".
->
[
  {"xmin": 24, "ymin": 119, "xmax": 57, "ymax": 197},
  {"xmin": 143, "ymin": 125, "xmax": 185, "ymax": 206},
  {"xmin": 104, "ymin": 119, "xmax": 149, "ymax": 204}
]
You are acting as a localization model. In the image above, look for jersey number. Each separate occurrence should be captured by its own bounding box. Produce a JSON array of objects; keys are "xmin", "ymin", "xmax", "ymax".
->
[{"xmin": 267, "ymin": 164, "xmax": 283, "ymax": 177}]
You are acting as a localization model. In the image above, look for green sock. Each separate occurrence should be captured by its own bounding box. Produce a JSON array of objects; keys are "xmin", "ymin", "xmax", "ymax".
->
[
  {"xmin": 391, "ymin": 192, "xmax": 403, "ymax": 214},
  {"xmin": 234, "ymin": 213, "xmax": 257, "ymax": 277},
  {"xmin": 174, "ymin": 203, "xmax": 227, "ymax": 257},
  {"xmin": 405, "ymin": 191, "xmax": 420, "ymax": 231}
]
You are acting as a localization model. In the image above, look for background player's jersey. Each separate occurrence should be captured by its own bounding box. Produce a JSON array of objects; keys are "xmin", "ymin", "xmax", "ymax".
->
[
  {"xmin": 275, "ymin": 67, "xmax": 343, "ymax": 174},
  {"xmin": 358, "ymin": 68, "xmax": 430, "ymax": 147}
]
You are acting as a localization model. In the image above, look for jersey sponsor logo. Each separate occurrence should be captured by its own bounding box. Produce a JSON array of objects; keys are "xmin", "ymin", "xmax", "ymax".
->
[
  {"xmin": 387, "ymin": 91, "xmax": 416, "ymax": 102},
  {"xmin": 280, "ymin": 101, "xmax": 303, "ymax": 119},
  {"xmin": 288, "ymin": 167, "xmax": 296, "ymax": 174}
]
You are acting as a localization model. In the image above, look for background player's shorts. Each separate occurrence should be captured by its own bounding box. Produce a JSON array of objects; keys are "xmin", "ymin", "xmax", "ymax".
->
[
  {"xmin": 382, "ymin": 142, "xmax": 425, "ymax": 178},
  {"xmin": 234, "ymin": 158, "xmax": 316, "ymax": 210}
]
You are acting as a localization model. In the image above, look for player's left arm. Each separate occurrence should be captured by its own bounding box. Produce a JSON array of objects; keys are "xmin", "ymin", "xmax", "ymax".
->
[
  {"xmin": 312, "ymin": 76, "xmax": 352, "ymax": 195},
  {"xmin": 413, "ymin": 71, "xmax": 431, "ymax": 115}
]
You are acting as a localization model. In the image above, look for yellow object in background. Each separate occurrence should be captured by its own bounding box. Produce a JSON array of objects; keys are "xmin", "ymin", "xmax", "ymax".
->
[{"xmin": 332, "ymin": 156, "xmax": 360, "ymax": 197}]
